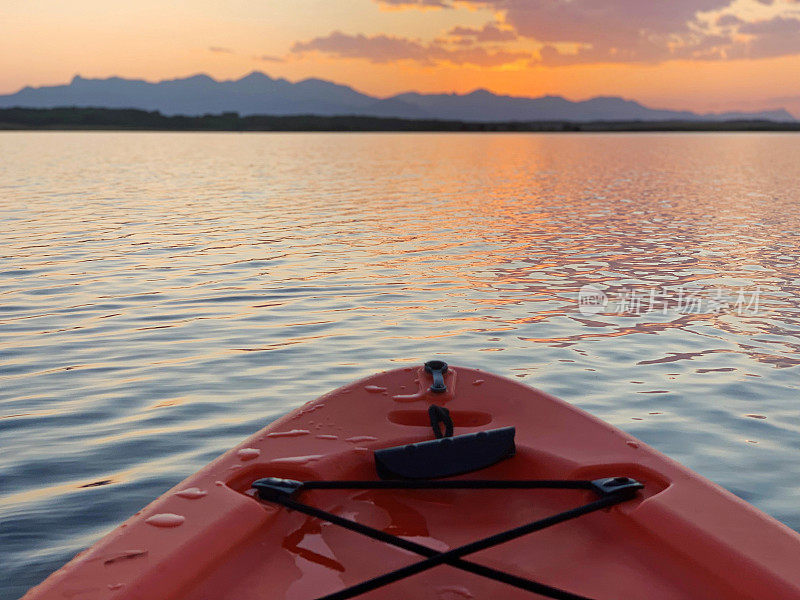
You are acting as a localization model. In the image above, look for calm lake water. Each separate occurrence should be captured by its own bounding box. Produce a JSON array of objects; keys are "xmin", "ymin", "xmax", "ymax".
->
[{"xmin": 2, "ymin": 131, "xmax": 800, "ymax": 598}]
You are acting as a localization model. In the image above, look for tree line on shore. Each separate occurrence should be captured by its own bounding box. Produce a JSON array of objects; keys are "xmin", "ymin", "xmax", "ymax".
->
[{"xmin": 2, "ymin": 107, "xmax": 798, "ymax": 132}]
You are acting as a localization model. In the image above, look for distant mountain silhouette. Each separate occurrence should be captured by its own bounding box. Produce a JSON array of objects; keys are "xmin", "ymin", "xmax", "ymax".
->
[{"xmin": 0, "ymin": 72, "xmax": 794, "ymax": 122}]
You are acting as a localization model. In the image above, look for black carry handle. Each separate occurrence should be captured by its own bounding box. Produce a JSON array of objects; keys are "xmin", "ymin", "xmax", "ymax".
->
[{"xmin": 374, "ymin": 427, "xmax": 516, "ymax": 479}]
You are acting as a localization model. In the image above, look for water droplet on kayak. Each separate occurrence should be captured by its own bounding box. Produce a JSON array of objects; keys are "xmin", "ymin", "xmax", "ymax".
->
[
  {"xmin": 237, "ymin": 448, "xmax": 260, "ymax": 460},
  {"xmin": 271, "ymin": 455, "xmax": 323, "ymax": 465},
  {"xmin": 103, "ymin": 550, "xmax": 148, "ymax": 565},
  {"xmin": 299, "ymin": 402, "xmax": 325, "ymax": 414},
  {"xmin": 267, "ymin": 429, "xmax": 310, "ymax": 438},
  {"xmin": 392, "ymin": 392, "xmax": 423, "ymax": 402},
  {"xmin": 215, "ymin": 480, "xmax": 225, "ymax": 486},
  {"xmin": 175, "ymin": 487, "xmax": 207, "ymax": 499},
  {"xmin": 346, "ymin": 436, "xmax": 378, "ymax": 443},
  {"xmin": 436, "ymin": 584, "xmax": 474, "ymax": 599},
  {"xmin": 626, "ymin": 441, "xmax": 639, "ymax": 448},
  {"xmin": 472, "ymin": 379, "xmax": 484, "ymax": 386},
  {"xmin": 145, "ymin": 513, "xmax": 185, "ymax": 528},
  {"xmin": 353, "ymin": 447, "xmax": 369, "ymax": 453},
  {"xmin": 316, "ymin": 434, "xmax": 337, "ymax": 440},
  {"xmin": 228, "ymin": 464, "xmax": 242, "ymax": 471},
  {"xmin": 364, "ymin": 385, "xmax": 386, "ymax": 393},
  {"xmin": 108, "ymin": 583, "xmax": 124, "ymax": 590}
]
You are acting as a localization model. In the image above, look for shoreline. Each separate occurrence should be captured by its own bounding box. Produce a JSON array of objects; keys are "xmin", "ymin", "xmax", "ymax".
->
[{"xmin": 2, "ymin": 107, "xmax": 799, "ymax": 132}]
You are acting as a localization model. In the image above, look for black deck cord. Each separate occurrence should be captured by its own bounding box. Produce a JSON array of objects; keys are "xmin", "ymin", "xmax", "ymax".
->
[
  {"xmin": 313, "ymin": 493, "xmax": 624, "ymax": 600},
  {"xmin": 274, "ymin": 494, "xmax": 597, "ymax": 600},
  {"xmin": 257, "ymin": 479, "xmax": 635, "ymax": 600},
  {"xmin": 428, "ymin": 404, "xmax": 454, "ymax": 439},
  {"xmin": 300, "ymin": 479, "xmax": 594, "ymax": 491}
]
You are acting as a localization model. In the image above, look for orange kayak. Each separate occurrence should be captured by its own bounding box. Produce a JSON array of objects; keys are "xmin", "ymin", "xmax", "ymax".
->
[{"xmin": 24, "ymin": 362, "xmax": 800, "ymax": 600}]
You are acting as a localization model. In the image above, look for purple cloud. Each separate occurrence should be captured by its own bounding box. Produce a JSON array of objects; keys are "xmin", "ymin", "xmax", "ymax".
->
[
  {"xmin": 292, "ymin": 32, "xmax": 434, "ymax": 64},
  {"xmin": 739, "ymin": 16, "xmax": 800, "ymax": 59},
  {"xmin": 449, "ymin": 23, "xmax": 517, "ymax": 42},
  {"xmin": 500, "ymin": 0, "xmax": 726, "ymax": 40},
  {"xmin": 716, "ymin": 13, "xmax": 743, "ymax": 27},
  {"xmin": 377, "ymin": 0, "xmax": 451, "ymax": 7},
  {"xmin": 495, "ymin": 0, "xmax": 730, "ymax": 64},
  {"xmin": 291, "ymin": 31, "xmax": 528, "ymax": 66},
  {"xmin": 359, "ymin": 0, "xmax": 800, "ymax": 65},
  {"xmin": 739, "ymin": 15, "xmax": 800, "ymax": 35}
]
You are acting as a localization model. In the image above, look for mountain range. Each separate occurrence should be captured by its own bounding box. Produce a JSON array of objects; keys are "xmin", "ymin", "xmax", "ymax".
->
[{"xmin": 0, "ymin": 72, "xmax": 794, "ymax": 122}]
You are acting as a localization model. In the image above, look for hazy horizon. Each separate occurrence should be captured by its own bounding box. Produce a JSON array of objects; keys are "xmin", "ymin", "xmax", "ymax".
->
[{"xmin": 4, "ymin": 70, "xmax": 797, "ymax": 120}]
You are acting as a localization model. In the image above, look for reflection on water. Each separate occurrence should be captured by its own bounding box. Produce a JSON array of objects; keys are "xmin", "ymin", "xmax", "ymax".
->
[{"xmin": 1, "ymin": 131, "xmax": 800, "ymax": 598}]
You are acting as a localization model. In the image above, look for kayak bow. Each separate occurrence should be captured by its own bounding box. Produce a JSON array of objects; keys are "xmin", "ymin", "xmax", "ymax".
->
[{"xmin": 24, "ymin": 362, "xmax": 800, "ymax": 600}]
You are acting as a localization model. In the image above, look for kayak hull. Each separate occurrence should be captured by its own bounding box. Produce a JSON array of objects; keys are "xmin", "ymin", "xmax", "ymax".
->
[{"xmin": 23, "ymin": 365, "xmax": 800, "ymax": 600}]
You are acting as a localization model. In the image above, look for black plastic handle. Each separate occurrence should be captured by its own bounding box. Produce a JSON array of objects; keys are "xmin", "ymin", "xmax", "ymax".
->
[
  {"xmin": 375, "ymin": 427, "xmax": 516, "ymax": 479},
  {"xmin": 424, "ymin": 360, "xmax": 448, "ymax": 394}
]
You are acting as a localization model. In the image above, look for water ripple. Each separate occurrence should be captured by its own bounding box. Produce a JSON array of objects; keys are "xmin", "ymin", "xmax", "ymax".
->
[{"xmin": 2, "ymin": 132, "xmax": 800, "ymax": 598}]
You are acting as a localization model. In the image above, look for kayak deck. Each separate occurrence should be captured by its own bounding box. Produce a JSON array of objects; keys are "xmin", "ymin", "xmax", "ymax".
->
[{"xmin": 24, "ymin": 365, "xmax": 800, "ymax": 599}]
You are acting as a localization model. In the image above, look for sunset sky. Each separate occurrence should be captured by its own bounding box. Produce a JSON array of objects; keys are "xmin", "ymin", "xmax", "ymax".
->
[{"xmin": 3, "ymin": 0, "xmax": 800, "ymax": 115}]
